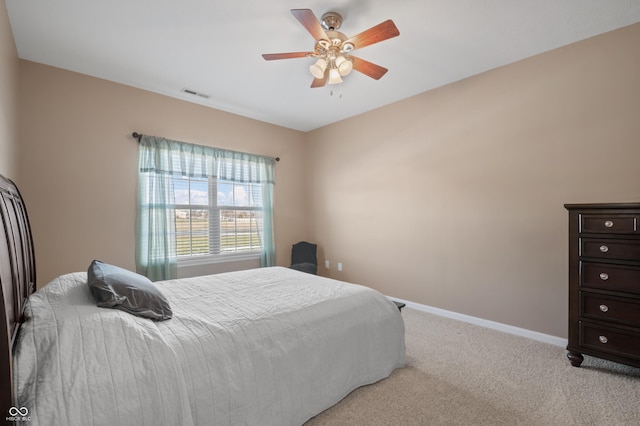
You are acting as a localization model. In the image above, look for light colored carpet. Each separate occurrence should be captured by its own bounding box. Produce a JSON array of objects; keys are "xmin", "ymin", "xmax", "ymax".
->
[{"xmin": 305, "ymin": 308, "xmax": 640, "ymax": 425}]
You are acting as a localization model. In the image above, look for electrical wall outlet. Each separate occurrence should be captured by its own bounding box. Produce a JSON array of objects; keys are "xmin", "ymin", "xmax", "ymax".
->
[
  {"xmin": 338, "ymin": 262, "xmax": 343, "ymax": 272},
  {"xmin": 325, "ymin": 260, "xmax": 330, "ymax": 269}
]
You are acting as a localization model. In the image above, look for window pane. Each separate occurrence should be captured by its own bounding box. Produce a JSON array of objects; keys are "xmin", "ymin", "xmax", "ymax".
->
[
  {"xmin": 220, "ymin": 209, "xmax": 236, "ymax": 253},
  {"xmin": 175, "ymin": 208, "xmax": 210, "ymax": 256},
  {"xmin": 173, "ymin": 178, "xmax": 190, "ymax": 205},
  {"xmin": 174, "ymin": 177, "xmax": 208, "ymax": 206},
  {"xmin": 249, "ymin": 184, "xmax": 263, "ymax": 208},
  {"xmin": 190, "ymin": 178, "xmax": 209, "ymax": 206},
  {"xmin": 218, "ymin": 209, "xmax": 261, "ymax": 253},
  {"xmin": 216, "ymin": 180, "xmax": 263, "ymax": 208},
  {"xmin": 175, "ymin": 209, "xmax": 191, "ymax": 256},
  {"xmin": 250, "ymin": 211, "xmax": 263, "ymax": 250},
  {"xmin": 217, "ymin": 181, "xmax": 233, "ymax": 206},
  {"xmin": 233, "ymin": 183, "xmax": 250, "ymax": 207}
]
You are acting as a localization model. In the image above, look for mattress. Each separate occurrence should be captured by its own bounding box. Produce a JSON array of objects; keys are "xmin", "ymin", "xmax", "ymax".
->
[{"xmin": 13, "ymin": 266, "xmax": 405, "ymax": 425}]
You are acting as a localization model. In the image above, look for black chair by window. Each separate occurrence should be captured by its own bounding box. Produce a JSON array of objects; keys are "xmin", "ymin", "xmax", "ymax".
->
[{"xmin": 289, "ymin": 241, "xmax": 318, "ymax": 275}]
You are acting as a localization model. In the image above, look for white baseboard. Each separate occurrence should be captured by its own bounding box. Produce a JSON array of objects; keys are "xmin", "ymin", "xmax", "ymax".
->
[{"xmin": 389, "ymin": 296, "xmax": 568, "ymax": 348}]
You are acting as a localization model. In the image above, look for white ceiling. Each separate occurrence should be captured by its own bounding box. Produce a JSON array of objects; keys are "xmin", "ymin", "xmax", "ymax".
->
[{"xmin": 6, "ymin": 1, "xmax": 640, "ymax": 132}]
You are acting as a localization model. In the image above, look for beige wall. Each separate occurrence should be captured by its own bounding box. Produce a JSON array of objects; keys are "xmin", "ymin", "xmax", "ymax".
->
[
  {"xmin": 307, "ymin": 23, "xmax": 640, "ymax": 338},
  {"xmin": 17, "ymin": 61, "xmax": 308, "ymax": 286},
  {"xmin": 0, "ymin": 0, "xmax": 18, "ymax": 179}
]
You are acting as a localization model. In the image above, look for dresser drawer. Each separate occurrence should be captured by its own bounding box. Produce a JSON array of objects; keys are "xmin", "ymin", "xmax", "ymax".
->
[
  {"xmin": 581, "ymin": 214, "xmax": 637, "ymax": 234},
  {"xmin": 581, "ymin": 262, "xmax": 640, "ymax": 294},
  {"xmin": 581, "ymin": 293, "xmax": 640, "ymax": 325},
  {"xmin": 581, "ymin": 238, "xmax": 640, "ymax": 261},
  {"xmin": 580, "ymin": 323, "xmax": 640, "ymax": 361}
]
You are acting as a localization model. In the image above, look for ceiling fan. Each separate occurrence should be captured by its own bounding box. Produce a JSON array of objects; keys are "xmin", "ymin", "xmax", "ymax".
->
[{"xmin": 262, "ymin": 9, "xmax": 400, "ymax": 88}]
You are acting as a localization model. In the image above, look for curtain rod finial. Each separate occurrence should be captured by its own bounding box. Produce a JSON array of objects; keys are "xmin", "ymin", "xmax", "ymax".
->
[{"xmin": 132, "ymin": 132, "xmax": 142, "ymax": 142}]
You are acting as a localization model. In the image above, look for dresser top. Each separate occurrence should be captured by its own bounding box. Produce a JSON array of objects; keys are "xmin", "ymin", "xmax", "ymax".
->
[{"xmin": 565, "ymin": 202, "xmax": 640, "ymax": 210}]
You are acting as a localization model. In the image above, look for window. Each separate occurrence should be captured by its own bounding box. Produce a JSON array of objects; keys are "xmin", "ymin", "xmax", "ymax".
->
[
  {"xmin": 136, "ymin": 135, "xmax": 276, "ymax": 281},
  {"xmin": 173, "ymin": 176, "xmax": 264, "ymax": 259}
]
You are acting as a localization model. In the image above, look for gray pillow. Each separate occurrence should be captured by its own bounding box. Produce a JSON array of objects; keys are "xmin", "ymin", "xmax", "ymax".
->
[{"xmin": 87, "ymin": 260, "xmax": 172, "ymax": 321}]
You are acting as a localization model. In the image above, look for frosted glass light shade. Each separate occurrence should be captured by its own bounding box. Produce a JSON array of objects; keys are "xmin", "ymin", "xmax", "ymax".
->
[
  {"xmin": 335, "ymin": 56, "xmax": 353, "ymax": 76},
  {"xmin": 328, "ymin": 68, "xmax": 343, "ymax": 84},
  {"xmin": 310, "ymin": 59, "xmax": 327, "ymax": 79}
]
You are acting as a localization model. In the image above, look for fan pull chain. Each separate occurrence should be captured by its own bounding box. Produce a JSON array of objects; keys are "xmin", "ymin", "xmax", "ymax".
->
[{"xmin": 330, "ymin": 84, "xmax": 343, "ymax": 98}]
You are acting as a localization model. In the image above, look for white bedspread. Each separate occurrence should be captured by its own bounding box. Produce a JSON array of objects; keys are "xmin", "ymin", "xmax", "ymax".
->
[{"xmin": 13, "ymin": 266, "xmax": 405, "ymax": 426}]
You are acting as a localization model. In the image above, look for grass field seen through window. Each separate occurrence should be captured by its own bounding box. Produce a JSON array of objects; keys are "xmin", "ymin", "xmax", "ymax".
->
[{"xmin": 175, "ymin": 211, "xmax": 261, "ymax": 256}]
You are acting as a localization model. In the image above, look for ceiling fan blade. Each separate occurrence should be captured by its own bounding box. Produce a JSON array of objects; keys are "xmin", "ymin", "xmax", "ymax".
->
[
  {"xmin": 291, "ymin": 9, "xmax": 329, "ymax": 41},
  {"xmin": 311, "ymin": 72, "xmax": 328, "ymax": 88},
  {"xmin": 351, "ymin": 56, "xmax": 389, "ymax": 80},
  {"xmin": 262, "ymin": 52, "xmax": 312, "ymax": 60},
  {"xmin": 345, "ymin": 20, "xmax": 400, "ymax": 50}
]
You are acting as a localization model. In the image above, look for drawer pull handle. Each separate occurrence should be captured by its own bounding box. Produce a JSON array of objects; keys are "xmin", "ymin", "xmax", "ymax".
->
[
  {"xmin": 599, "ymin": 245, "xmax": 609, "ymax": 253},
  {"xmin": 599, "ymin": 272, "xmax": 609, "ymax": 281},
  {"xmin": 599, "ymin": 335, "xmax": 608, "ymax": 344},
  {"xmin": 599, "ymin": 304, "xmax": 609, "ymax": 313},
  {"xmin": 604, "ymin": 220, "xmax": 614, "ymax": 228}
]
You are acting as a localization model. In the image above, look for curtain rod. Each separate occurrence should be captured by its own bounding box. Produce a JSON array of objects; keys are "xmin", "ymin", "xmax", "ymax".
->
[{"xmin": 131, "ymin": 132, "xmax": 279, "ymax": 161}]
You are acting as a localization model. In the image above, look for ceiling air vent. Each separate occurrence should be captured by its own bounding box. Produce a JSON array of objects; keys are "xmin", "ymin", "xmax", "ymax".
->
[{"xmin": 181, "ymin": 88, "xmax": 210, "ymax": 99}]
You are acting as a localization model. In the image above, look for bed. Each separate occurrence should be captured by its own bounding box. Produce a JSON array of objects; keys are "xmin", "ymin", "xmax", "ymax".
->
[{"xmin": 0, "ymin": 173, "xmax": 405, "ymax": 425}]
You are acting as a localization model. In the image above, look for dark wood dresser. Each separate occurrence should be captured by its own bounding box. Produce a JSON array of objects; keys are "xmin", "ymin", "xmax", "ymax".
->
[{"xmin": 565, "ymin": 203, "xmax": 640, "ymax": 368}]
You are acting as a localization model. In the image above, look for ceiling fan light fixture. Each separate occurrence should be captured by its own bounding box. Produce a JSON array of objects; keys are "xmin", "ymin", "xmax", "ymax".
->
[
  {"xmin": 310, "ymin": 58, "xmax": 328, "ymax": 79},
  {"xmin": 328, "ymin": 68, "xmax": 343, "ymax": 85},
  {"xmin": 335, "ymin": 55, "xmax": 353, "ymax": 76}
]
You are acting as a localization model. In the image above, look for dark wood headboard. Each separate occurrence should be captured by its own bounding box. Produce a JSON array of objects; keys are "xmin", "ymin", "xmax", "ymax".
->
[{"xmin": 0, "ymin": 173, "xmax": 36, "ymax": 414}]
